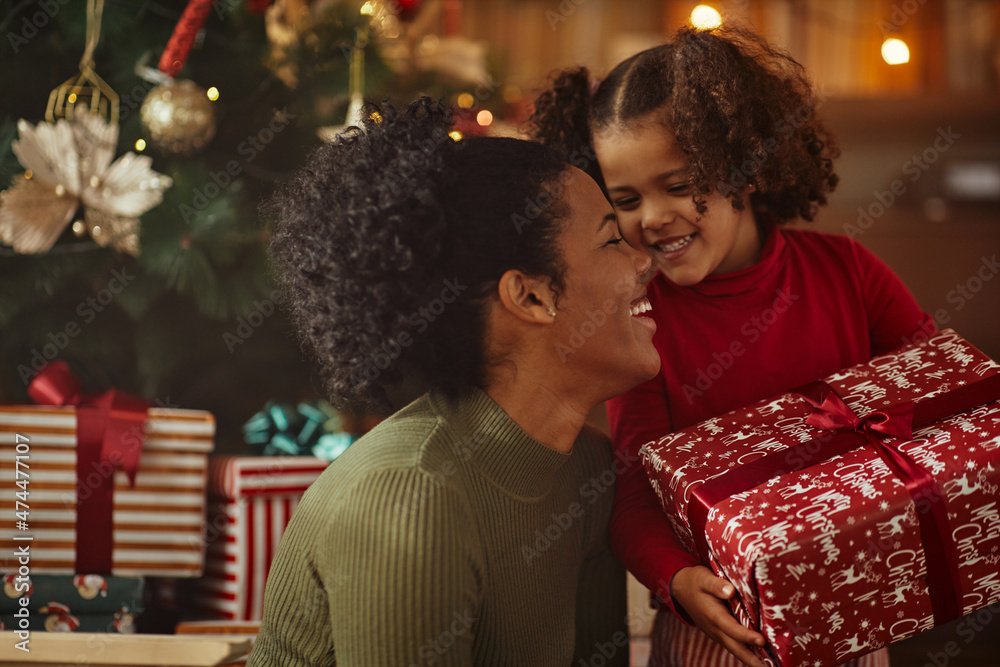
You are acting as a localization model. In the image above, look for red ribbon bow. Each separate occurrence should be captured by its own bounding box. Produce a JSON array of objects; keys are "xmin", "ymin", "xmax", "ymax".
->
[{"xmin": 28, "ymin": 361, "xmax": 149, "ymax": 574}]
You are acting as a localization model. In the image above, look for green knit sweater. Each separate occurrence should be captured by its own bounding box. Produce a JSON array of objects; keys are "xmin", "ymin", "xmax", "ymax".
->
[{"xmin": 247, "ymin": 388, "xmax": 628, "ymax": 666}]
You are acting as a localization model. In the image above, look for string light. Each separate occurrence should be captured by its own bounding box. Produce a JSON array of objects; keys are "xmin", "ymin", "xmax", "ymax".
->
[
  {"xmin": 360, "ymin": 2, "xmax": 374, "ymax": 15},
  {"xmin": 691, "ymin": 4, "xmax": 722, "ymax": 30},
  {"xmin": 206, "ymin": 86, "xmax": 219, "ymax": 101},
  {"xmin": 135, "ymin": 138, "xmax": 146, "ymax": 151},
  {"xmin": 449, "ymin": 130, "xmax": 463, "ymax": 141},
  {"xmin": 457, "ymin": 93, "xmax": 474, "ymax": 108},
  {"xmin": 881, "ymin": 37, "xmax": 910, "ymax": 64},
  {"xmin": 476, "ymin": 110, "xmax": 493, "ymax": 126}
]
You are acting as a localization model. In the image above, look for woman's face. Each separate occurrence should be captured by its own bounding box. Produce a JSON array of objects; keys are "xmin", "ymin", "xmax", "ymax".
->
[
  {"xmin": 593, "ymin": 120, "xmax": 761, "ymax": 286},
  {"xmin": 549, "ymin": 167, "xmax": 660, "ymax": 392}
]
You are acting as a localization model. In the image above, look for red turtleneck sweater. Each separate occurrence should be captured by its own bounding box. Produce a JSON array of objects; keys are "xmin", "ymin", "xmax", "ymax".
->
[{"xmin": 606, "ymin": 226, "xmax": 934, "ymax": 616}]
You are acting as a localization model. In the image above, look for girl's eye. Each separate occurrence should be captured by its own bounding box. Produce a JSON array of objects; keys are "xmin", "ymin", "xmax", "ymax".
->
[
  {"xmin": 612, "ymin": 197, "xmax": 638, "ymax": 208},
  {"xmin": 667, "ymin": 183, "xmax": 690, "ymax": 195}
]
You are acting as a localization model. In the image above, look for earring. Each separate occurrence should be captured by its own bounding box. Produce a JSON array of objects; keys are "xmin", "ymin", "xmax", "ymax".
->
[{"xmin": 546, "ymin": 307, "xmax": 556, "ymax": 318}]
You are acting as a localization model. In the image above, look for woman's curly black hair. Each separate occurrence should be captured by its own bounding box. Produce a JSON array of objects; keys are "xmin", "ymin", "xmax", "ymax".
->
[
  {"xmin": 265, "ymin": 97, "xmax": 570, "ymax": 409},
  {"xmin": 529, "ymin": 25, "xmax": 839, "ymax": 223}
]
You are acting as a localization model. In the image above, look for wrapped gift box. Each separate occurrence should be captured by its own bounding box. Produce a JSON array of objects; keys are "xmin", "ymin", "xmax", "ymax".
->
[
  {"xmin": 194, "ymin": 456, "xmax": 330, "ymax": 620},
  {"xmin": 0, "ymin": 405, "xmax": 214, "ymax": 577},
  {"xmin": 640, "ymin": 330, "xmax": 1000, "ymax": 667},
  {"xmin": 0, "ymin": 573, "xmax": 144, "ymax": 614},
  {"xmin": 0, "ymin": 605, "xmax": 139, "ymax": 633}
]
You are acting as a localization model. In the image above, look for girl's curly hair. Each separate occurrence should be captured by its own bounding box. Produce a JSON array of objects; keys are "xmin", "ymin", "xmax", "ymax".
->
[
  {"xmin": 529, "ymin": 26, "xmax": 839, "ymax": 223},
  {"xmin": 265, "ymin": 97, "xmax": 569, "ymax": 409}
]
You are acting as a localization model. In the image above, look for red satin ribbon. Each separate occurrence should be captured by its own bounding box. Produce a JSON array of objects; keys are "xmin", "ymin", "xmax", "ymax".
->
[
  {"xmin": 28, "ymin": 361, "xmax": 149, "ymax": 574},
  {"xmin": 688, "ymin": 372, "xmax": 1000, "ymax": 626}
]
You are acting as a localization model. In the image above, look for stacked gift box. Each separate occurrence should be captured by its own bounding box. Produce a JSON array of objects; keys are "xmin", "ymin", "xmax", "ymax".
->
[
  {"xmin": 640, "ymin": 330, "xmax": 1000, "ymax": 667},
  {"xmin": 194, "ymin": 455, "xmax": 330, "ymax": 620},
  {"xmin": 0, "ymin": 574, "xmax": 143, "ymax": 633},
  {"xmin": 0, "ymin": 362, "xmax": 215, "ymax": 632}
]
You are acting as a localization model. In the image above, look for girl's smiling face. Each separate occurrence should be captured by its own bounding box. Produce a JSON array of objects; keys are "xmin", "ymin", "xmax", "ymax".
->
[{"xmin": 593, "ymin": 119, "xmax": 762, "ymax": 286}]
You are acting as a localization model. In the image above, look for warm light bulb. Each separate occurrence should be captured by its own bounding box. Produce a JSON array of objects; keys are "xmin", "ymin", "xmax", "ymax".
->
[
  {"xmin": 135, "ymin": 138, "xmax": 146, "ymax": 151},
  {"xmin": 360, "ymin": 2, "xmax": 374, "ymax": 15},
  {"xmin": 881, "ymin": 38, "xmax": 910, "ymax": 65},
  {"xmin": 476, "ymin": 110, "xmax": 493, "ymax": 126},
  {"xmin": 457, "ymin": 93, "xmax": 474, "ymax": 109},
  {"xmin": 206, "ymin": 87, "xmax": 220, "ymax": 101},
  {"xmin": 449, "ymin": 131, "xmax": 463, "ymax": 141},
  {"xmin": 691, "ymin": 4, "xmax": 722, "ymax": 29}
]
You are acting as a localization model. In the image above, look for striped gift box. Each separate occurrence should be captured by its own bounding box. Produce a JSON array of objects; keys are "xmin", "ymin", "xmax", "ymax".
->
[
  {"xmin": 0, "ymin": 405, "xmax": 214, "ymax": 577},
  {"xmin": 195, "ymin": 456, "xmax": 329, "ymax": 620}
]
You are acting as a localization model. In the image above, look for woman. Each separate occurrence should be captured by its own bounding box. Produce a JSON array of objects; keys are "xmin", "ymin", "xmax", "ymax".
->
[{"xmin": 246, "ymin": 98, "xmax": 660, "ymax": 666}]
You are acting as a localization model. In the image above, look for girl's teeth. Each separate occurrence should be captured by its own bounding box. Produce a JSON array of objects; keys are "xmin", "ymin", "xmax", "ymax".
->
[
  {"xmin": 630, "ymin": 298, "xmax": 652, "ymax": 317},
  {"xmin": 659, "ymin": 233, "xmax": 695, "ymax": 252}
]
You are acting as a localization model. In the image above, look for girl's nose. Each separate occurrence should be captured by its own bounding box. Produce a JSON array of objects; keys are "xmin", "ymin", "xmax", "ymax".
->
[{"xmin": 640, "ymin": 197, "xmax": 676, "ymax": 232}]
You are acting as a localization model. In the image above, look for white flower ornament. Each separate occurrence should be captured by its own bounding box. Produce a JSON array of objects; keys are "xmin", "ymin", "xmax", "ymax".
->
[{"xmin": 0, "ymin": 112, "xmax": 171, "ymax": 256}]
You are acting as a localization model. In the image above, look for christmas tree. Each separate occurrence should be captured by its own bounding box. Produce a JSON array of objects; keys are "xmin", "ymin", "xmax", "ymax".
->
[{"xmin": 0, "ymin": 0, "xmax": 502, "ymax": 450}]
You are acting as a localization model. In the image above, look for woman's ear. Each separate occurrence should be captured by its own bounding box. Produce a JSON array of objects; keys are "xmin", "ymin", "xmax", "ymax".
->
[{"xmin": 496, "ymin": 269, "xmax": 557, "ymax": 324}]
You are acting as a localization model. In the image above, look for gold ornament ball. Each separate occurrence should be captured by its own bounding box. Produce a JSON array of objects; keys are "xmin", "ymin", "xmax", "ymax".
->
[{"xmin": 140, "ymin": 80, "xmax": 218, "ymax": 156}]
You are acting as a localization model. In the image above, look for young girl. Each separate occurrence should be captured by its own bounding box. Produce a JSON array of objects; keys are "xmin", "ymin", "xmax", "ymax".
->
[
  {"xmin": 248, "ymin": 98, "xmax": 658, "ymax": 666},
  {"xmin": 530, "ymin": 26, "xmax": 933, "ymax": 667}
]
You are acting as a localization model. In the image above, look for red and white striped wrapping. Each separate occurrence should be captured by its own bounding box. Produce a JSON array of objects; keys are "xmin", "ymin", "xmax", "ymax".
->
[
  {"xmin": 0, "ymin": 405, "xmax": 214, "ymax": 577},
  {"xmin": 195, "ymin": 456, "xmax": 330, "ymax": 620}
]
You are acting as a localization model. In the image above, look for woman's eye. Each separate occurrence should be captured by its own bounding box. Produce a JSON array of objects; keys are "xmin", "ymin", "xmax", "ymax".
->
[
  {"xmin": 604, "ymin": 235, "xmax": 625, "ymax": 247},
  {"xmin": 612, "ymin": 197, "xmax": 638, "ymax": 208}
]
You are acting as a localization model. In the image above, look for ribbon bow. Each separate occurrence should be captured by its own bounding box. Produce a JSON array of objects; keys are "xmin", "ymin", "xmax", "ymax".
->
[
  {"xmin": 28, "ymin": 361, "xmax": 149, "ymax": 574},
  {"xmin": 798, "ymin": 380, "xmax": 914, "ymax": 439},
  {"xmin": 29, "ymin": 361, "xmax": 148, "ymax": 485}
]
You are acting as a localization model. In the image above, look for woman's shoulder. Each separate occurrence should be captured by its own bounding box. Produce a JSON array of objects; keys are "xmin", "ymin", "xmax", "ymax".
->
[{"xmin": 302, "ymin": 395, "xmax": 471, "ymax": 508}]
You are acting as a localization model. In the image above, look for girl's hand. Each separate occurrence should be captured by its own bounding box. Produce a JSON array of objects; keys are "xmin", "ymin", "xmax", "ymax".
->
[{"xmin": 670, "ymin": 565, "xmax": 767, "ymax": 667}]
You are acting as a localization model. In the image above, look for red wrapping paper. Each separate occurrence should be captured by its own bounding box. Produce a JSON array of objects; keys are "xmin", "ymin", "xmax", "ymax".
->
[
  {"xmin": 194, "ymin": 456, "xmax": 330, "ymax": 620},
  {"xmin": 640, "ymin": 330, "xmax": 1000, "ymax": 667}
]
